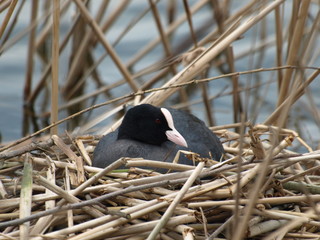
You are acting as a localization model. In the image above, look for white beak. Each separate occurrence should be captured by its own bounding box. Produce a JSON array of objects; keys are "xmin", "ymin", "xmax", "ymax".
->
[{"xmin": 161, "ymin": 108, "xmax": 188, "ymax": 148}]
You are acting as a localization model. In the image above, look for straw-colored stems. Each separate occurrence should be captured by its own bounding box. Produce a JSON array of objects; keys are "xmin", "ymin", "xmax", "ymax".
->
[
  {"xmin": 63, "ymin": 0, "xmax": 107, "ymax": 98},
  {"xmin": 248, "ymin": 128, "xmax": 266, "ymax": 159},
  {"xmin": 22, "ymin": 0, "xmax": 38, "ymax": 135},
  {"xmin": 75, "ymin": 138, "xmax": 92, "ymax": 165},
  {"xmin": 65, "ymin": 167, "xmax": 74, "ymax": 235},
  {"xmin": 0, "ymin": 191, "xmax": 57, "ymax": 209},
  {"xmin": 147, "ymin": 162, "xmax": 204, "ymax": 240},
  {"xmin": 282, "ymin": 181, "xmax": 320, "ymax": 195},
  {"xmin": 98, "ymin": 1, "xmax": 130, "ymax": 38},
  {"xmin": 264, "ymin": 68, "xmax": 320, "ymax": 125},
  {"xmin": 28, "ymin": 0, "xmax": 77, "ymax": 105},
  {"xmin": 269, "ymin": 134, "xmax": 294, "ymax": 157},
  {"xmin": 51, "ymin": 0, "xmax": 60, "ymax": 135},
  {"xmin": 34, "ymin": 175, "xmax": 103, "ymax": 218},
  {"xmin": 108, "ymin": 215, "xmax": 196, "ymax": 238},
  {"xmin": 207, "ymin": 216, "xmax": 233, "ymax": 240},
  {"xmin": 229, "ymin": 52, "xmax": 242, "ymax": 127},
  {"xmin": 183, "ymin": 0, "xmax": 198, "ymax": 47},
  {"xmin": 264, "ymin": 213, "xmax": 310, "ymax": 240},
  {"xmin": 19, "ymin": 154, "xmax": 33, "ymax": 239},
  {"xmin": 30, "ymin": 155, "xmax": 57, "ymax": 236},
  {"xmin": 126, "ymin": 0, "xmax": 207, "ymax": 67},
  {"xmin": 231, "ymin": 147, "xmax": 277, "ymax": 239},
  {"xmin": 281, "ymin": 164, "xmax": 320, "ymax": 184},
  {"xmin": 69, "ymin": 168, "xmax": 233, "ymax": 239},
  {"xmin": 0, "ymin": 180, "xmax": 8, "ymax": 199},
  {"xmin": 70, "ymin": 157, "xmax": 127, "ymax": 196},
  {"xmin": 274, "ymin": 4, "xmax": 283, "ymax": 89},
  {"xmin": 276, "ymin": 0, "xmax": 310, "ymax": 109},
  {"xmin": 229, "ymin": 163, "xmax": 260, "ymax": 195},
  {"xmin": 142, "ymin": 0, "xmax": 285, "ymax": 106},
  {"xmin": 0, "ymin": 0, "xmax": 18, "ymax": 39},
  {"xmin": 249, "ymin": 219, "xmax": 288, "ymax": 238},
  {"xmin": 126, "ymin": 159, "xmax": 195, "ymax": 172},
  {"xmin": 149, "ymin": 0, "xmax": 172, "ymax": 58},
  {"xmin": 188, "ymin": 194, "xmax": 320, "ymax": 208},
  {"xmin": 69, "ymin": 201, "xmax": 169, "ymax": 240},
  {"xmin": 73, "ymin": 0, "xmax": 138, "ymax": 92},
  {"xmin": 149, "ymin": 0, "xmax": 189, "ymax": 105},
  {"xmin": 52, "ymin": 135, "xmax": 85, "ymax": 184}
]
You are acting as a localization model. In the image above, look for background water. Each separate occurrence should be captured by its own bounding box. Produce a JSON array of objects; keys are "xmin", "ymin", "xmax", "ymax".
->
[{"xmin": 0, "ymin": 1, "xmax": 319, "ymax": 151}]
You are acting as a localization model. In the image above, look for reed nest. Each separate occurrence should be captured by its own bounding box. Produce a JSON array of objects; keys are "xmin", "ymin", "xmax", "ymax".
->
[{"xmin": 1, "ymin": 123, "xmax": 320, "ymax": 239}]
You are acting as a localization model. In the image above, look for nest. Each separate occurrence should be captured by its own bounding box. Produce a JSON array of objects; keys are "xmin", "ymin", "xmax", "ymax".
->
[{"xmin": 1, "ymin": 123, "xmax": 320, "ymax": 240}]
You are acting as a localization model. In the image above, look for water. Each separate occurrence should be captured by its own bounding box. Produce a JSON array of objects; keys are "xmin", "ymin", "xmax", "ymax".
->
[{"xmin": 0, "ymin": 1, "xmax": 319, "ymax": 152}]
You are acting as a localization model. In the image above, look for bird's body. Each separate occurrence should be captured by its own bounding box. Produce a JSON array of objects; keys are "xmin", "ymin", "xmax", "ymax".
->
[{"xmin": 93, "ymin": 104, "xmax": 224, "ymax": 170}]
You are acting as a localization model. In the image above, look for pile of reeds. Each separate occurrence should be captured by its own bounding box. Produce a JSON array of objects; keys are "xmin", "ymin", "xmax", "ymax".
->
[
  {"xmin": 1, "ymin": 0, "xmax": 320, "ymax": 239},
  {"xmin": 1, "ymin": 122, "xmax": 320, "ymax": 239}
]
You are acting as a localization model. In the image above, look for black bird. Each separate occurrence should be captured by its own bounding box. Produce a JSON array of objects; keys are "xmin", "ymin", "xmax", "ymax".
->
[{"xmin": 93, "ymin": 104, "xmax": 224, "ymax": 169}]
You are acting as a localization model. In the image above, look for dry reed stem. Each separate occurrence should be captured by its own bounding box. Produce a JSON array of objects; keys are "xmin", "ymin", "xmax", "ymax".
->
[
  {"xmin": 0, "ymin": 0, "xmax": 18, "ymax": 39},
  {"xmin": 232, "ymin": 135, "xmax": 282, "ymax": 238},
  {"xmin": 52, "ymin": 135, "xmax": 85, "ymax": 184},
  {"xmin": 274, "ymin": 4, "xmax": 283, "ymax": 88},
  {"xmin": 98, "ymin": 1, "xmax": 130, "ymax": 38},
  {"xmin": 142, "ymin": 0, "xmax": 285, "ymax": 107},
  {"xmin": 73, "ymin": 0, "xmax": 138, "ymax": 92},
  {"xmin": 149, "ymin": 0, "xmax": 172, "ymax": 59},
  {"xmin": 35, "ymin": 175, "xmax": 103, "ymax": 218},
  {"xmin": 188, "ymin": 194, "xmax": 320, "ymax": 208},
  {"xmin": 29, "ymin": 156, "xmax": 57, "ymax": 235},
  {"xmin": 109, "ymin": 215, "xmax": 196, "ymax": 238},
  {"xmin": 277, "ymin": 0, "xmax": 310, "ymax": 108},
  {"xmin": 0, "ymin": 180, "xmax": 8, "ymax": 199},
  {"xmin": 19, "ymin": 154, "xmax": 33, "ymax": 240},
  {"xmin": 125, "ymin": 159, "xmax": 196, "ymax": 172},
  {"xmin": 126, "ymin": 0, "xmax": 208, "ymax": 67},
  {"xmin": 147, "ymin": 162, "xmax": 205, "ymax": 239},
  {"xmin": 22, "ymin": 0, "xmax": 38, "ymax": 135},
  {"xmin": 63, "ymin": 1, "xmax": 109, "ymax": 98},
  {"xmin": 264, "ymin": 67, "xmax": 320, "ymax": 125},
  {"xmin": 50, "ymin": 0, "xmax": 60, "ymax": 135},
  {"xmin": 28, "ymin": 1, "xmax": 78, "ymax": 104}
]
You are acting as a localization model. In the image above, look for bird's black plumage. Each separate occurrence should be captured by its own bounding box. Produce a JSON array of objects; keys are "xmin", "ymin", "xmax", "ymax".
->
[
  {"xmin": 93, "ymin": 104, "xmax": 224, "ymax": 169},
  {"xmin": 117, "ymin": 104, "xmax": 171, "ymax": 146}
]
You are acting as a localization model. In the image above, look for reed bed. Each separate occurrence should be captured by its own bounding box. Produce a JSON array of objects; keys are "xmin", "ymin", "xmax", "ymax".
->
[
  {"xmin": 1, "ymin": 0, "xmax": 320, "ymax": 239},
  {"xmin": 1, "ymin": 124, "xmax": 320, "ymax": 239}
]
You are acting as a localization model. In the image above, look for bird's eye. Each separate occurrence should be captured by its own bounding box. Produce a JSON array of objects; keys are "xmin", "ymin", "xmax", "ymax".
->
[{"xmin": 155, "ymin": 118, "xmax": 161, "ymax": 124}]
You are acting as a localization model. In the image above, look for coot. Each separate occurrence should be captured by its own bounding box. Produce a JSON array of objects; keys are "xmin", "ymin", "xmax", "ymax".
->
[{"xmin": 93, "ymin": 104, "xmax": 224, "ymax": 169}]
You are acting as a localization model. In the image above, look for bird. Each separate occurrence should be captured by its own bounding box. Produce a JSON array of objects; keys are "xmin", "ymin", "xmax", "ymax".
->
[{"xmin": 93, "ymin": 104, "xmax": 224, "ymax": 170}]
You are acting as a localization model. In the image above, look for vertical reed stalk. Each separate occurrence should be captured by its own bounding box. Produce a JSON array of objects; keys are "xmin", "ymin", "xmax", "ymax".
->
[
  {"xmin": 22, "ymin": 0, "xmax": 38, "ymax": 136},
  {"xmin": 276, "ymin": 0, "xmax": 310, "ymax": 114},
  {"xmin": 51, "ymin": 0, "xmax": 60, "ymax": 135},
  {"xmin": 213, "ymin": 0, "xmax": 242, "ymax": 127},
  {"xmin": 19, "ymin": 154, "xmax": 33, "ymax": 239},
  {"xmin": 147, "ymin": 162, "xmax": 205, "ymax": 240},
  {"xmin": 0, "ymin": 0, "xmax": 18, "ymax": 39},
  {"xmin": 274, "ymin": 4, "xmax": 283, "ymax": 90},
  {"xmin": 73, "ymin": 0, "xmax": 139, "ymax": 92}
]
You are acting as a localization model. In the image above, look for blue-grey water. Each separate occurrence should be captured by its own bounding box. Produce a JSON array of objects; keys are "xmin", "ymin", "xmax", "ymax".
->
[{"xmin": 0, "ymin": 1, "xmax": 319, "ymax": 152}]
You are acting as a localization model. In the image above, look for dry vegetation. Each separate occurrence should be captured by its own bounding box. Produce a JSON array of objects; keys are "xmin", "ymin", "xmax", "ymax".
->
[{"xmin": 1, "ymin": 0, "xmax": 320, "ymax": 239}]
